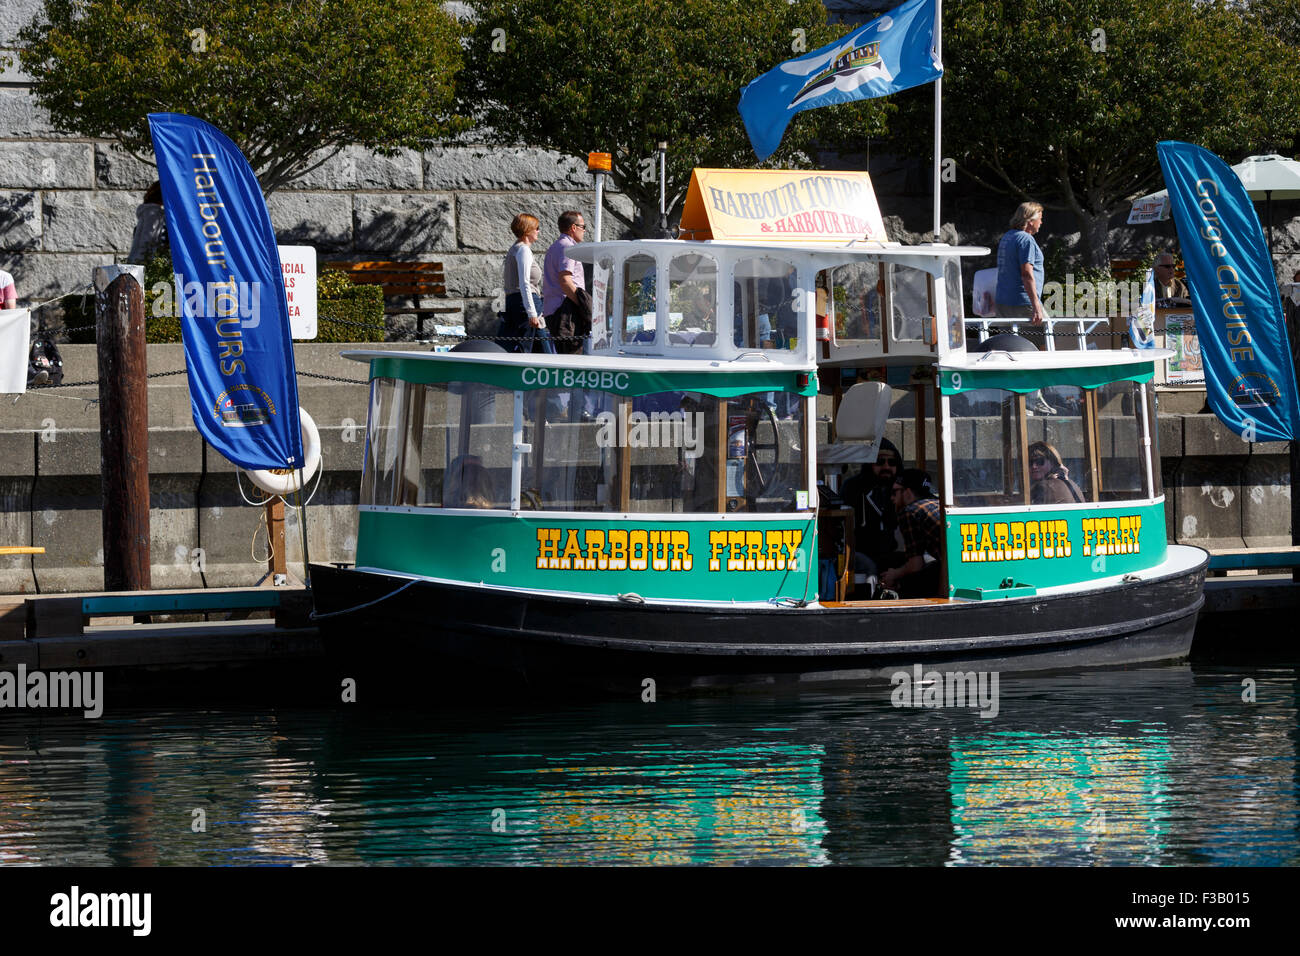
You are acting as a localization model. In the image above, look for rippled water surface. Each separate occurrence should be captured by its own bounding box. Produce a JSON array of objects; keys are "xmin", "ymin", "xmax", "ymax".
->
[{"xmin": 1, "ymin": 665, "xmax": 1296, "ymax": 865}]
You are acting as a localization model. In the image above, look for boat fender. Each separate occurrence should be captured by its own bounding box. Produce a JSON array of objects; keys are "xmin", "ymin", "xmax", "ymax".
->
[
  {"xmin": 243, "ymin": 407, "xmax": 322, "ymax": 497},
  {"xmin": 617, "ymin": 592, "xmax": 645, "ymax": 605}
]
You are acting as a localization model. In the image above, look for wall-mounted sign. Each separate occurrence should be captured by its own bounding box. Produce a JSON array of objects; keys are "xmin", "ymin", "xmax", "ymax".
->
[{"xmin": 278, "ymin": 245, "xmax": 316, "ymax": 340}]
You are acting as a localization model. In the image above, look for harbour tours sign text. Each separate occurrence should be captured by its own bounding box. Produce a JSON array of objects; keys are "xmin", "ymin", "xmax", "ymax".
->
[{"xmin": 678, "ymin": 168, "xmax": 888, "ymax": 243}]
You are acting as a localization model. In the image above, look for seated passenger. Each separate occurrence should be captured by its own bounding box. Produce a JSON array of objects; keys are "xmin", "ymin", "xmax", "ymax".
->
[
  {"xmin": 839, "ymin": 437, "xmax": 905, "ymax": 586},
  {"xmin": 881, "ymin": 468, "xmax": 942, "ymax": 598},
  {"xmin": 1028, "ymin": 441, "xmax": 1084, "ymax": 504},
  {"xmin": 443, "ymin": 455, "xmax": 495, "ymax": 508}
]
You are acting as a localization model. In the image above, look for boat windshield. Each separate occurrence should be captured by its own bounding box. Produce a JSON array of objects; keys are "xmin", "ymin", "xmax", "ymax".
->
[
  {"xmin": 361, "ymin": 375, "xmax": 810, "ymax": 515},
  {"xmin": 947, "ymin": 377, "xmax": 1161, "ymax": 507}
]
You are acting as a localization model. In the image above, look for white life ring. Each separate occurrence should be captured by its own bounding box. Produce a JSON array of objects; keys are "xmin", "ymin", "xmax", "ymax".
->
[{"xmin": 243, "ymin": 407, "xmax": 322, "ymax": 497}]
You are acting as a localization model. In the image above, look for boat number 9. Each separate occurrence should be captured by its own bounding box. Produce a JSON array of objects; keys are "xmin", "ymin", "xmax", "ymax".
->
[
  {"xmin": 949, "ymin": 372, "xmax": 962, "ymax": 390},
  {"xmin": 522, "ymin": 368, "xmax": 630, "ymax": 391}
]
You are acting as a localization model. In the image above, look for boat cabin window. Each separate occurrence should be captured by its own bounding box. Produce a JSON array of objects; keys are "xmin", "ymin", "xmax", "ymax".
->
[
  {"xmin": 889, "ymin": 264, "xmax": 931, "ymax": 345},
  {"xmin": 1096, "ymin": 380, "xmax": 1158, "ymax": 500},
  {"xmin": 734, "ymin": 257, "xmax": 798, "ymax": 350},
  {"xmin": 667, "ymin": 253, "xmax": 718, "ymax": 347},
  {"xmin": 591, "ymin": 255, "xmax": 614, "ymax": 349},
  {"xmin": 947, "ymin": 378, "xmax": 1159, "ymax": 508},
  {"xmin": 949, "ymin": 388, "xmax": 1025, "ymax": 508},
  {"xmin": 619, "ymin": 254, "xmax": 657, "ymax": 344},
  {"xmin": 828, "ymin": 261, "xmax": 882, "ymax": 345},
  {"xmin": 944, "ymin": 259, "xmax": 965, "ymax": 350},
  {"xmin": 361, "ymin": 378, "xmax": 515, "ymax": 509},
  {"xmin": 360, "ymin": 376, "xmax": 809, "ymax": 515}
]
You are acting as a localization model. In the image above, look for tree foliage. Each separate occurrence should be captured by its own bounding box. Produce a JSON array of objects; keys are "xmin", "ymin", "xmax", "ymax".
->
[
  {"xmin": 18, "ymin": 0, "xmax": 468, "ymax": 193},
  {"xmin": 924, "ymin": 0, "xmax": 1300, "ymax": 265},
  {"xmin": 460, "ymin": 0, "xmax": 892, "ymax": 235}
]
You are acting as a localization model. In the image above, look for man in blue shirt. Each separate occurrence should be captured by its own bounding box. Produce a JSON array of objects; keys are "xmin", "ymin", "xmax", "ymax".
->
[{"xmin": 994, "ymin": 202, "xmax": 1046, "ymax": 324}]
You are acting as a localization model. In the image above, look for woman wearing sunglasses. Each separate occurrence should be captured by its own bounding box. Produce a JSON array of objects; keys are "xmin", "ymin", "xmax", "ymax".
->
[{"xmin": 1028, "ymin": 441, "xmax": 1084, "ymax": 505}]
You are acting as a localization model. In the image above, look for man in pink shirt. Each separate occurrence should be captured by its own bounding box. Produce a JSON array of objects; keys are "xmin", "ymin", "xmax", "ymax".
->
[
  {"xmin": 542, "ymin": 210, "xmax": 589, "ymax": 354},
  {"xmin": 0, "ymin": 269, "xmax": 15, "ymax": 310}
]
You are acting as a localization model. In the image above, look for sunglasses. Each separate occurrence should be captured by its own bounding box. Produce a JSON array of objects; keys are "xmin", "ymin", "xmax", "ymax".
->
[
  {"xmin": 1030, "ymin": 456, "xmax": 1047, "ymax": 466},
  {"xmin": 876, "ymin": 457, "xmax": 899, "ymax": 466}
]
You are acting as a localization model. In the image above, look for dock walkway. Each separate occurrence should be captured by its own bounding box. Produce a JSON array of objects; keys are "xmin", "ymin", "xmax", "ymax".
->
[{"xmin": 1, "ymin": 586, "xmax": 321, "ymax": 673}]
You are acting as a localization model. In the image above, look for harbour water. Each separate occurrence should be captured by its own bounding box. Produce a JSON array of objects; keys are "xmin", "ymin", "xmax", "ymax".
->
[{"xmin": 1, "ymin": 663, "xmax": 1296, "ymax": 866}]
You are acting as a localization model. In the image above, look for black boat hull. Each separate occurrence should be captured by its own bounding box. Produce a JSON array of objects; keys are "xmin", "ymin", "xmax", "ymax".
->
[{"xmin": 309, "ymin": 550, "xmax": 1207, "ymax": 693}]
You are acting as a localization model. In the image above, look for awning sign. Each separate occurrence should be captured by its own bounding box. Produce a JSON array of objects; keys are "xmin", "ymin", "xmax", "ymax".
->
[
  {"xmin": 1127, "ymin": 194, "xmax": 1169, "ymax": 224},
  {"xmin": 679, "ymin": 168, "xmax": 890, "ymax": 244}
]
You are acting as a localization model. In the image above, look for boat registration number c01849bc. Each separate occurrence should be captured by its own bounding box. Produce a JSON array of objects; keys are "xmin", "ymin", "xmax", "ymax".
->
[{"xmin": 521, "ymin": 368, "xmax": 631, "ymax": 391}]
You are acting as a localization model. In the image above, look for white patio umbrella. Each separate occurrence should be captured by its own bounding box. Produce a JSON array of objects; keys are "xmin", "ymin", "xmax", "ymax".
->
[
  {"xmin": 1128, "ymin": 154, "xmax": 1300, "ymax": 253},
  {"xmin": 1233, "ymin": 154, "xmax": 1300, "ymax": 253}
]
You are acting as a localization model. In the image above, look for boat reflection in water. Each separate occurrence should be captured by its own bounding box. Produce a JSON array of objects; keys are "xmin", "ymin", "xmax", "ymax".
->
[
  {"xmin": 0, "ymin": 666, "xmax": 1295, "ymax": 865},
  {"xmin": 485, "ymin": 744, "xmax": 830, "ymax": 866},
  {"xmin": 948, "ymin": 731, "xmax": 1172, "ymax": 866}
]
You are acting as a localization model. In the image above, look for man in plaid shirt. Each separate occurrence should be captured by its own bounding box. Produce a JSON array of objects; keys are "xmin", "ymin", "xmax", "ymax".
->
[{"xmin": 881, "ymin": 468, "xmax": 942, "ymax": 598}]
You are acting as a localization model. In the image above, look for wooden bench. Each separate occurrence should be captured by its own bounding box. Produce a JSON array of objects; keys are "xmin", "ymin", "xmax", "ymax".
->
[
  {"xmin": 1109, "ymin": 258, "xmax": 1186, "ymax": 282},
  {"xmin": 323, "ymin": 261, "xmax": 460, "ymax": 338}
]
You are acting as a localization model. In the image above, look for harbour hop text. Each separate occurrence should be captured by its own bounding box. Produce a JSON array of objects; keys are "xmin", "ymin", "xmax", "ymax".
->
[
  {"xmin": 891, "ymin": 664, "xmax": 1000, "ymax": 719},
  {"xmin": 0, "ymin": 664, "xmax": 103, "ymax": 719}
]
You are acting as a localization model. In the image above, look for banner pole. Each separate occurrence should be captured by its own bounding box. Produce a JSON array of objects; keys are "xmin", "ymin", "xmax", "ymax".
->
[
  {"xmin": 295, "ymin": 473, "xmax": 311, "ymax": 589},
  {"xmin": 932, "ymin": 0, "xmax": 943, "ymax": 240}
]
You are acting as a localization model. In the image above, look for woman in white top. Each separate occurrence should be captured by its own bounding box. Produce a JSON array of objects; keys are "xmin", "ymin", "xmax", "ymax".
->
[{"xmin": 501, "ymin": 213, "xmax": 554, "ymax": 353}]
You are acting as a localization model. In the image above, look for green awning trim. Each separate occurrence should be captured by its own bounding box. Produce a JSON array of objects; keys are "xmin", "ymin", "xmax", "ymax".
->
[
  {"xmin": 367, "ymin": 356, "xmax": 818, "ymax": 397},
  {"xmin": 939, "ymin": 364, "xmax": 1154, "ymax": 395}
]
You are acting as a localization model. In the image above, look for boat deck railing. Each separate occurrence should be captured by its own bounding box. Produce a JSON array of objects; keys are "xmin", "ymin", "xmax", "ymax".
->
[{"xmin": 964, "ymin": 317, "xmax": 1110, "ymax": 351}]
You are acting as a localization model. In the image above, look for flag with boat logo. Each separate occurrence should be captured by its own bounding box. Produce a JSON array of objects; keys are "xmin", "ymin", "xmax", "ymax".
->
[
  {"xmin": 147, "ymin": 113, "xmax": 303, "ymax": 470},
  {"xmin": 738, "ymin": 0, "xmax": 942, "ymax": 161},
  {"xmin": 1157, "ymin": 140, "xmax": 1300, "ymax": 442}
]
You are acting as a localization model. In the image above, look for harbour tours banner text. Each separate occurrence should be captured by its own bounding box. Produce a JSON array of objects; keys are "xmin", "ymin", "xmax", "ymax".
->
[
  {"xmin": 678, "ymin": 168, "xmax": 888, "ymax": 244},
  {"xmin": 1157, "ymin": 140, "xmax": 1300, "ymax": 443},
  {"xmin": 148, "ymin": 112, "xmax": 303, "ymax": 471}
]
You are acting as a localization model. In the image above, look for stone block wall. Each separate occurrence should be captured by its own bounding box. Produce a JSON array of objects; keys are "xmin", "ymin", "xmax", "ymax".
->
[{"xmin": 0, "ymin": 0, "xmax": 637, "ymax": 336}]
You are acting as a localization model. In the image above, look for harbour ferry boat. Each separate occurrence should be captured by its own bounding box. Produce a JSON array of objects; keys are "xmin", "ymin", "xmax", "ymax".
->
[{"xmin": 310, "ymin": 169, "xmax": 1207, "ymax": 691}]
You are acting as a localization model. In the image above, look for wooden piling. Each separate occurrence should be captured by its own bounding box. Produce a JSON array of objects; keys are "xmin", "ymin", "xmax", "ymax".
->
[
  {"xmin": 96, "ymin": 269, "xmax": 151, "ymax": 592},
  {"xmin": 267, "ymin": 498, "xmax": 287, "ymax": 579}
]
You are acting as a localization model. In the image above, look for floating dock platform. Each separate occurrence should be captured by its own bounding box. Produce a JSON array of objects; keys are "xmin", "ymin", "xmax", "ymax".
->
[{"xmin": 0, "ymin": 586, "xmax": 322, "ymax": 676}]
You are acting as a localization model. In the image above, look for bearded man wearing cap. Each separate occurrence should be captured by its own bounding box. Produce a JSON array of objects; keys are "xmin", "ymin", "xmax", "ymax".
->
[
  {"xmin": 881, "ymin": 468, "xmax": 943, "ymax": 598},
  {"xmin": 839, "ymin": 437, "xmax": 905, "ymax": 579}
]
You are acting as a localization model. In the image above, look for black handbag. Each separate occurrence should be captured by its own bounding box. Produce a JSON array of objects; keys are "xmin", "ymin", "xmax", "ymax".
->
[{"xmin": 28, "ymin": 331, "xmax": 64, "ymax": 387}]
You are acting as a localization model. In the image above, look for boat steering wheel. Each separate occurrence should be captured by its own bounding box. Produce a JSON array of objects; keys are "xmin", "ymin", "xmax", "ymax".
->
[{"xmin": 743, "ymin": 400, "xmax": 783, "ymax": 500}]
